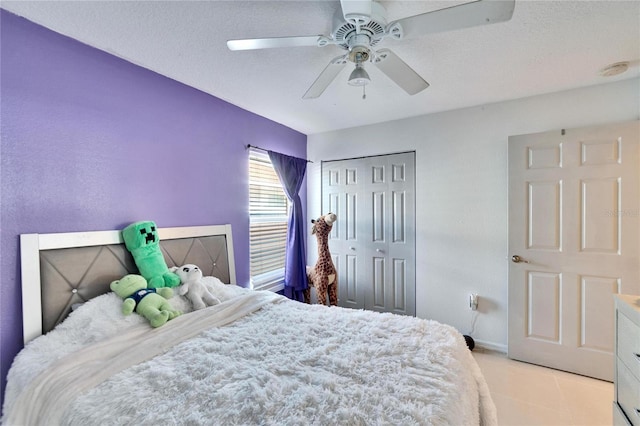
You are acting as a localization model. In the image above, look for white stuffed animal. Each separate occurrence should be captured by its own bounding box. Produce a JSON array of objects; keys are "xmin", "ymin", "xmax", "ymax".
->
[{"xmin": 170, "ymin": 264, "xmax": 221, "ymax": 310}]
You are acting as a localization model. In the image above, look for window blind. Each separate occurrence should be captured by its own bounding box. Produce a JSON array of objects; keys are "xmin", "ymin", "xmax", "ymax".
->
[{"xmin": 249, "ymin": 149, "xmax": 288, "ymax": 290}]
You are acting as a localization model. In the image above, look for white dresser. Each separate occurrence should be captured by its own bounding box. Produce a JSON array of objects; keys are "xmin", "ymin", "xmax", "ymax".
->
[{"xmin": 614, "ymin": 294, "xmax": 640, "ymax": 426}]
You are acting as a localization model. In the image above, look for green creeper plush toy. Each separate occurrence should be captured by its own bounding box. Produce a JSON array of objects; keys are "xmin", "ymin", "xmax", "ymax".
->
[
  {"xmin": 122, "ymin": 221, "xmax": 181, "ymax": 289},
  {"xmin": 110, "ymin": 274, "xmax": 182, "ymax": 327}
]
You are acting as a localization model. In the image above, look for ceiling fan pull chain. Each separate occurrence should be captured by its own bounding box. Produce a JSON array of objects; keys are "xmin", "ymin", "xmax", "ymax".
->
[{"xmin": 362, "ymin": 85, "xmax": 366, "ymax": 100}]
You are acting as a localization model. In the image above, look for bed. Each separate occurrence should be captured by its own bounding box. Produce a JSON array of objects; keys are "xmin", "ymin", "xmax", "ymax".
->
[{"xmin": 3, "ymin": 224, "xmax": 497, "ymax": 425}]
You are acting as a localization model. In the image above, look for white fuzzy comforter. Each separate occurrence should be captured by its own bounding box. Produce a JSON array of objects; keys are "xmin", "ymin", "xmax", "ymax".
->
[{"xmin": 3, "ymin": 278, "xmax": 496, "ymax": 426}]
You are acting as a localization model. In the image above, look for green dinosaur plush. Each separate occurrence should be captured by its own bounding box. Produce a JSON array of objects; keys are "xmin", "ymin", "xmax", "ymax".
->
[
  {"xmin": 110, "ymin": 274, "xmax": 182, "ymax": 327},
  {"xmin": 122, "ymin": 221, "xmax": 181, "ymax": 289}
]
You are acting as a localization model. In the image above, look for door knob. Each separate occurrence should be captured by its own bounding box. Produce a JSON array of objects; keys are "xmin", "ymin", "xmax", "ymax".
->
[
  {"xmin": 349, "ymin": 247, "xmax": 356, "ymax": 251},
  {"xmin": 376, "ymin": 249, "xmax": 384, "ymax": 253},
  {"xmin": 511, "ymin": 255, "xmax": 529, "ymax": 264}
]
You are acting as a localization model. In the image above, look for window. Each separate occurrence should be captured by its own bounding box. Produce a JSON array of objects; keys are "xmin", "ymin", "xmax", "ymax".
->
[{"xmin": 248, "ymin": 148, "xmax": 289, "ymax": 291}]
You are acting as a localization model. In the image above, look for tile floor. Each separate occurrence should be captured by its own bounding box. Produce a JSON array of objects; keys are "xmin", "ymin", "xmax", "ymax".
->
[{"xmin": 473, "ymin": 349, "xmax": 614, "ymax": 426}]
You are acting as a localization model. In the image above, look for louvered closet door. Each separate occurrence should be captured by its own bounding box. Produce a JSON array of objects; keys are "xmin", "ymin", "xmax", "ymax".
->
[{"xmin": 322, "ymin": 152, "xmax": 416, "ymax": 316}]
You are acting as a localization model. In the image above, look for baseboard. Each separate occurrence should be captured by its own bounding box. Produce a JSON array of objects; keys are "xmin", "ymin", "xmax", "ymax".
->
[{"xmin": 474, "ymin": 339, "xmax": 507, "ymax": 354}]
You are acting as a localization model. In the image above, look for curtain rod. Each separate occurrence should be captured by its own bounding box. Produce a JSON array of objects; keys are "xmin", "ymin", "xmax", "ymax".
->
[{"xmin": 246, "ymin": 144, "xmax": 313, "ymax": 163}]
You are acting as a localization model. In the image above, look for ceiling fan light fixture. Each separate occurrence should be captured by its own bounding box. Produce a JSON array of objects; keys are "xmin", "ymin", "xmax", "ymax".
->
[{"xmin": 348, "ymin": 64, "xmax": 371, "ymax": 86}]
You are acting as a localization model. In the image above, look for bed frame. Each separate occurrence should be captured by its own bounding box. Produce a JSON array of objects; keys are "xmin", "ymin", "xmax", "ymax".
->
[{"xmin": 20, "ymin": 224, "xmax": 236, "ymax": 344}]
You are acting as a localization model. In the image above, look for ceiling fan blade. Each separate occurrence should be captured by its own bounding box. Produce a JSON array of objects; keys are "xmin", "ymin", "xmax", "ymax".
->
[
  {"xmin": 227, "ymin": 35, "xmax": 325, "ymax": 51},
  {"xmin": 303, "ymin": 55, "xmax": 349, "ymax": 99},
  {"xmin": 388, "ymin": 0, "xmax": 515, "ymax": 39},
  {"xmin": 373, "ymin": 49, "xmax": 429, "ymax": 95}
]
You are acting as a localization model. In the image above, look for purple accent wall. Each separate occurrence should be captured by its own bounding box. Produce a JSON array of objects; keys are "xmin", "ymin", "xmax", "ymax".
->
[{"xmin": 0, "ymin": 10, "xmax": 307, "ymax": 403}]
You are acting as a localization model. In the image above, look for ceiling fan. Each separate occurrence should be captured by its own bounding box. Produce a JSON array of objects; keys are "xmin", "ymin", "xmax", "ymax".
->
[{"xmin": 227, "ymin": 0, "xmax": 516, "ymax": 99}]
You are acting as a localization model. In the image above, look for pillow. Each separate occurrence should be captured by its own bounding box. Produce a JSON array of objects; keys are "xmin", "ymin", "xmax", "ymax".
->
[{"xmin": 201, "ymin": 276, "xmax": 250, "ymax": 301}]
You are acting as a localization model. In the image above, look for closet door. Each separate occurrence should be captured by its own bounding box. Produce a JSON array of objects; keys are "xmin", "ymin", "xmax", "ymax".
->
[
  {"xmin": 322, "ymin": 152, "xmax": 416, "ymax": 316},
  {"xmin": 323, "ymin": 158, "xmax": 364, "ymax": 310}
]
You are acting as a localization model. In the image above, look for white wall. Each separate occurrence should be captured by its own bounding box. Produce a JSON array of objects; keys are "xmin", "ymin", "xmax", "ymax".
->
[{"xmin": 306, "ymin": 78, "xmax": 640, "ymax": 351}]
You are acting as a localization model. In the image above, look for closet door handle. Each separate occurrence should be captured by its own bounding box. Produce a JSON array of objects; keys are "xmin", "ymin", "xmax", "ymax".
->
[
  {"xmin": 376, "ymin": 249, "xmax": 384, "ymax": 253},
  {"xmin": 349, "ymin": 247, "xmax": 356, "ymax": 251}
]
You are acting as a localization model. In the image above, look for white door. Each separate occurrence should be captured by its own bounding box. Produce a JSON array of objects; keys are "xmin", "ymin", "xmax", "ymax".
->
[
  {"xmin": 322, "ymin": 152, "xmax": 416, "ymax": 316},
  {"xmin": 508, "ymin": 120, "xmax": 639, "ymax": 381}
]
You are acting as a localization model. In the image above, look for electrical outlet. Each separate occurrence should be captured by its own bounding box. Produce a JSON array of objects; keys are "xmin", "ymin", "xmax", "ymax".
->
[{"xmin": 469, "ymin": 293, "xmax": 478, "ymax": 311}]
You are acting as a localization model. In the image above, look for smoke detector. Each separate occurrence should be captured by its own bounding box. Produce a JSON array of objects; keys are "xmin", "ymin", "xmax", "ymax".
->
[{"xmin": 599, "ymin": 61, "xmax": 630, "ymax": 77}]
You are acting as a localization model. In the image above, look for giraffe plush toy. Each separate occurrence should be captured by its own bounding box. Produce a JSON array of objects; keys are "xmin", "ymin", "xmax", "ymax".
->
[{"xmin": 304, "ymin": 212, "xmax": 338, "ymax": 306}]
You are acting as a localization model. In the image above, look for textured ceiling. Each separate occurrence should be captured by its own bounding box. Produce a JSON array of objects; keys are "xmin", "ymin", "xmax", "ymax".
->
[{"xmin": 2, "ymin": 0, "xmax": 639, "ymax": 135}]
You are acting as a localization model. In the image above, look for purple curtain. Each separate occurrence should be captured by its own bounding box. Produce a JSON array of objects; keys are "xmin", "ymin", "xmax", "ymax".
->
[{"xmin": 268, "ymin": 151, "xmax": 308, "ymax": 302}]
